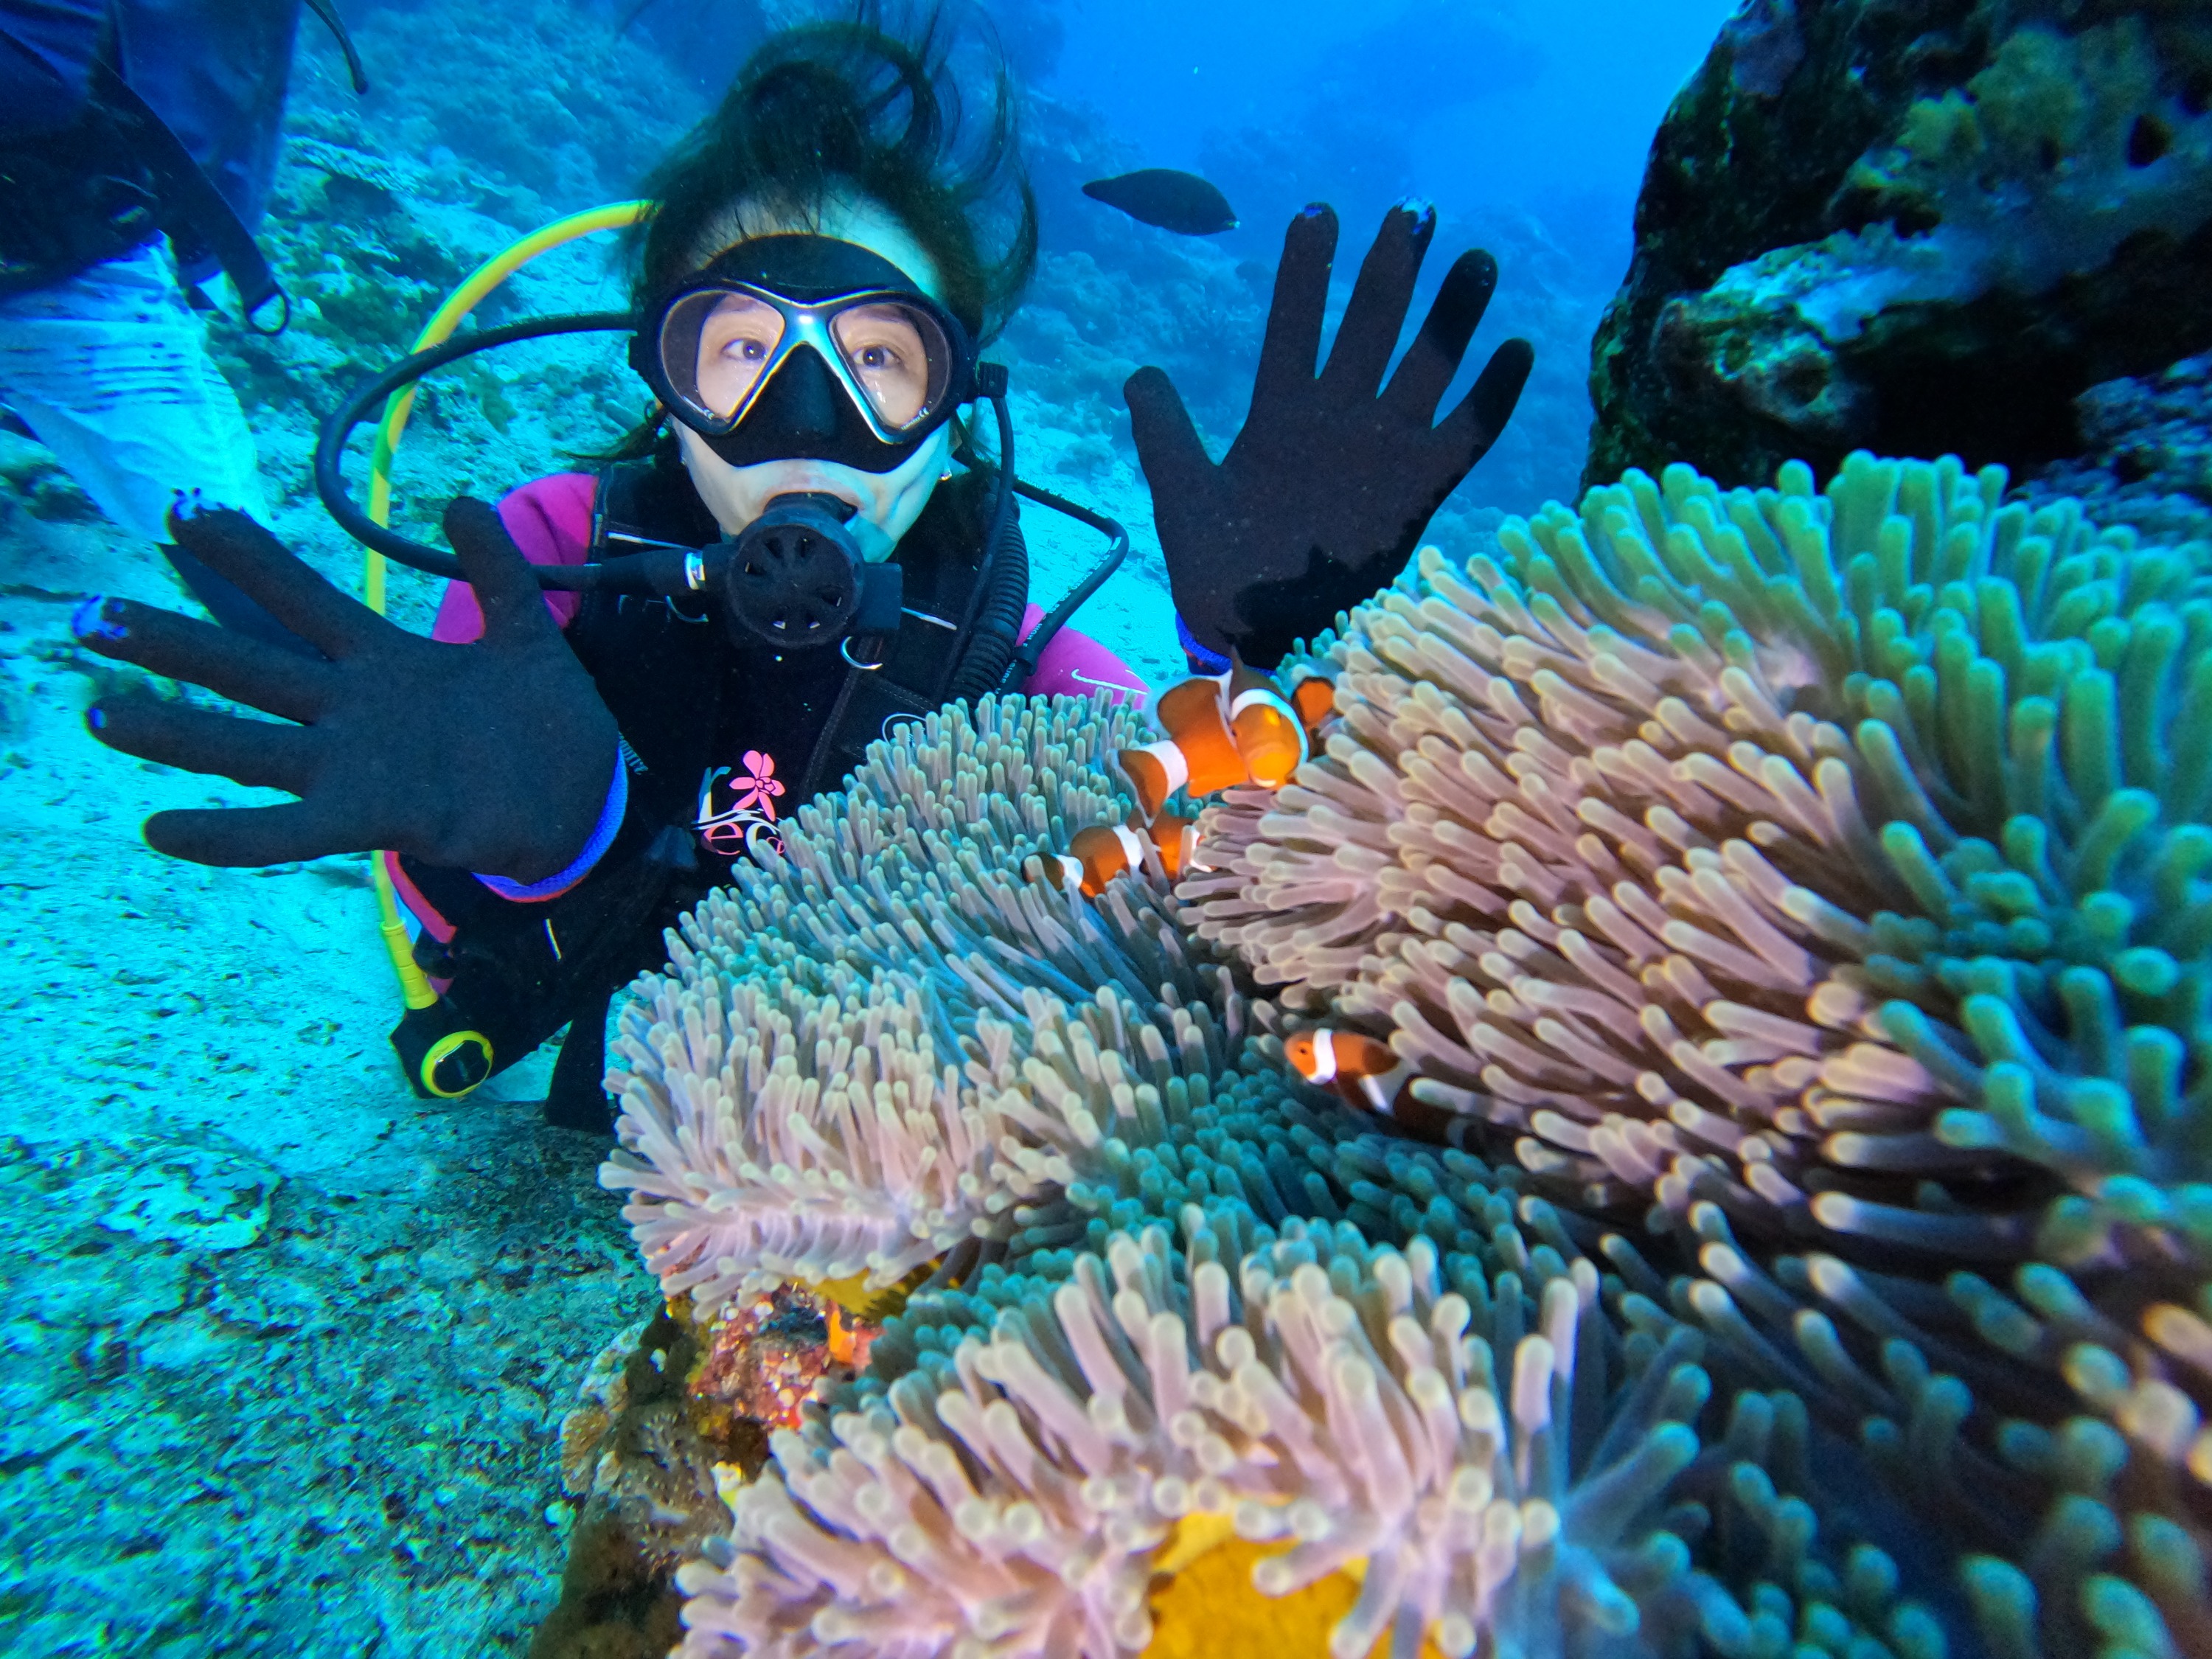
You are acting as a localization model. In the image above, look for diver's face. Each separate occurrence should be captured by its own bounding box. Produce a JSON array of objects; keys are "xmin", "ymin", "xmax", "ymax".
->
[{"xmin": 672, "ymin": 195, "xmax": 954, "ymax": 558}]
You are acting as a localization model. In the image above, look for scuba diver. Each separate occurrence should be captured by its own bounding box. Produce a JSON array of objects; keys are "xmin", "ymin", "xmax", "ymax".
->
[
  {"xmin": 0, "ymin": 0, "xmax": 364, "ymax": 546},
  {"xmin": 71, "ymin": 14, "xmax": 1534, "ymax": 1131}
]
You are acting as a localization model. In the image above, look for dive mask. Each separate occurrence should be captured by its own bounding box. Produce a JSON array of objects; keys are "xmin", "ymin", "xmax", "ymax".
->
[{"xmin": 634, "ymin": 234, "xmax": 977, "ymax": 474}]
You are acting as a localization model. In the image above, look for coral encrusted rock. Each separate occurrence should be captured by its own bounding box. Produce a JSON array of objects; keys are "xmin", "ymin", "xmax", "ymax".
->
[{"xmin": 1586, "ymin": 1, "xmax": 2212, "ymax": 491}]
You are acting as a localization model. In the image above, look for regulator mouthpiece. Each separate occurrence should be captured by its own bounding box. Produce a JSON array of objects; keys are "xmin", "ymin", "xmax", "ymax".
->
[{"xmin": 720, "ymin": 492, "xmax": 902, "ymax": 650}]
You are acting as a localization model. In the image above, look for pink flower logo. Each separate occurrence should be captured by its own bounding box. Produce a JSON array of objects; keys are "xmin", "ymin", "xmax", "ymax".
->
[
  {"xmin": 730, "ymin": 749, "xmax": 784, "ymax": 819},
  {"xmin": 695, "ymin": 752, "xmax": 788, "ymax": 858}
]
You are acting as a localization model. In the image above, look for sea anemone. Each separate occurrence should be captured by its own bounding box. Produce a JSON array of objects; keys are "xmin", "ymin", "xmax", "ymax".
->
[
  {"xmin": 592, "ymin": 460, "xmax": 2212, "ymax": 1655},
  {"xmin": 597, "ymin": 691, "xmax": 1579, "ymax": 1328},
  {"xmin": 600, "ymin": 693, "xmax": 1262, "ymax": 1314},
  {"xmin": 671, "ymin": 1214, "xmax": 1941, "ymax": 1659},
  {"xmin": 1180, "ymin": 451, "xmax": 2212, "ymax": 1652},
  {"xmin": 1187, "ymin": 452, "xmax": 2212, "ymax": 1270}
]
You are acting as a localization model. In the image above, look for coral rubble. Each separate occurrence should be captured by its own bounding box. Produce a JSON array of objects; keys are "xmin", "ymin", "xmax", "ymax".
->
[{"xmin": 1587, "ymin": 1, "xmax": 2212, "ymax": 490}]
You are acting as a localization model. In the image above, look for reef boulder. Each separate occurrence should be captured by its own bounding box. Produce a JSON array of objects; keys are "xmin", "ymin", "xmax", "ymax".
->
[{"xmin": 1587, "ymin": 0, "xmax": 2212, "ymax": 490}]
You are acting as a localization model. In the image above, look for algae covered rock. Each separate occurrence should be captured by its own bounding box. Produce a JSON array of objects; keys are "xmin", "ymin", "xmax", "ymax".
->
[
  {"xmin": 1587, "ymin": 0, "xmax": 2212, "ymax": 490},
  {"xmin": 2027, "ymin": 347, "xmax": 2212, "ymax": 549}
]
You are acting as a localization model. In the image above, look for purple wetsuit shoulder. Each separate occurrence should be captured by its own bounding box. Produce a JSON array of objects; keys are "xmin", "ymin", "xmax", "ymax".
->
[{"xmin": 1016, "ymin": 604, "xmax": 1148, "ymax": 704}]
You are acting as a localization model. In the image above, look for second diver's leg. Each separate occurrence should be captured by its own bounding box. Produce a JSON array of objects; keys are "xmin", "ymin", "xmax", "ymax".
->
[
  {"xmin": 543, "ymin": 992, "xmax": 616, "ymax": 1135},
  {"xmin": 0, "ymin": 241, "xmax": 270, "ymax": 542}
]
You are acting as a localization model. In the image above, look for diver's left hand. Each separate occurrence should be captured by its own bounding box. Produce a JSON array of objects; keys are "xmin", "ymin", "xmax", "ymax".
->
[{"xmin": 1125, "ymin": 201, "xmax": 1534, "ymax": 667}]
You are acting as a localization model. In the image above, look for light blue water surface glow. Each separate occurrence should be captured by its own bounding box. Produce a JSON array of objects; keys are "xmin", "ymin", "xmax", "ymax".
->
[{"xmin": 0, "ymin": 2, "xmax": 1739, "ymax": 1654}]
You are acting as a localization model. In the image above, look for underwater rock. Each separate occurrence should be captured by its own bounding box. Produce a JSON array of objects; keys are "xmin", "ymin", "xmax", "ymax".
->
[
  {"xmin": 541, "ymin": 1283, "xmax": 891, "ymax": 1659},
  {"xmin": 536, "ymin": 1306, "xmax": 734, "ymax": 1659},
  {"xmin": 690, "ymin": 1281, "xmax": 878, "ymax": 1437},
  {"xmin": 1587, "ymin": 2, "xmax": 2212, "ymax": 490},
  {"xmin": 2026, "ymin": 348, "xmax": 2212, "ymax": 551}
]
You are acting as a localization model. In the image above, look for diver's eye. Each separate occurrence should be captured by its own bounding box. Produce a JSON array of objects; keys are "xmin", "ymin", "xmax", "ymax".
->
[
  {"xmin": 683, "ymin": 291, "xmax": 785, "ymax": 420},
  {"xmin": 832, "ymin": 303, "xmax": 934, "ymax": 428}
]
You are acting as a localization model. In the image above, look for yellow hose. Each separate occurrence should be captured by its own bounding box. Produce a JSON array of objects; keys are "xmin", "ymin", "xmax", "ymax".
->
[{"xmin": 363, "ymin": 200, "xmax": 652, "ymax": 1010}]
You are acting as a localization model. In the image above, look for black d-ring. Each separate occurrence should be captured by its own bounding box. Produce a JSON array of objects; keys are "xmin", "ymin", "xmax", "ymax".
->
[{"xmin": 244, "ymin": 285, "xmax": 292, "ymax": 337}]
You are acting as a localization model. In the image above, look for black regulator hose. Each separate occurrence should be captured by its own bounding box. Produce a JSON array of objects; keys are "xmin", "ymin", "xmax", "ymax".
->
[
  {"xmin": 994, "ymin": 479, "xmax": 1128, "ymax": 695},
  {"xmin": 313, "ymin": 311, "xmax": 644, "ymax": 588},
  {"xmin": 947, "ymin": 375, "xmax": 1031, "ymax": 701}
]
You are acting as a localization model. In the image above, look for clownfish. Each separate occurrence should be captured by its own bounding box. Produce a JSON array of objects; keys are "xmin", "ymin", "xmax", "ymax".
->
[
  {"xmin": 1283, "ymin": 1027, "xmax": 1413, "ymax": 1118},
  {"xmin": 1118, "ymin": 662, "xmax": 1338, "ymax": 821},
  {"xmin": 826, "ymin": 1303, "xmax": 874, "ymax": 1369},
  {"xmin": 1224, "ymin": 658, "xmax": 1309, "ymax": 788},
  {"xmin": 1034, "ymin": 813, "xmax": 1201, "ymax": 897},
  {"xmin": 1285, "ymin": 672, "xmax": 1336, "ymax": 735},
  {"xmin": 1119, "ymin": 675, "xmax": 1251, "ymax": 822}
]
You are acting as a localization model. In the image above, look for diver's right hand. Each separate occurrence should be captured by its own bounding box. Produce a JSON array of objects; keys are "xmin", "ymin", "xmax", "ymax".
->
[{"xmin": 80, "ymin": 499, "xmax": 621, "ymax": 882}]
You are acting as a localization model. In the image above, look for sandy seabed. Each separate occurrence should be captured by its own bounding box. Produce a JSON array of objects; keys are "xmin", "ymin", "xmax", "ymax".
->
[{"xmin": 0, "ymin": 499, "xmax": 647, "ymax": 1654}]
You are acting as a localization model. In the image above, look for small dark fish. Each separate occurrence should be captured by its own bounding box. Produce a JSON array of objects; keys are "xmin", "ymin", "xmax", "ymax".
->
[{"xmin": 1082, "ymin": 170, "xmax": 1240, "ymax": 237}]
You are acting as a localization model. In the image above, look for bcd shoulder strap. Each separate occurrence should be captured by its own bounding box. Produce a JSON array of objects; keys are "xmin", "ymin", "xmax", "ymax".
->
[{"xmin": 796, "ymin": 473, "xmax": 1020, "ymax": 799}]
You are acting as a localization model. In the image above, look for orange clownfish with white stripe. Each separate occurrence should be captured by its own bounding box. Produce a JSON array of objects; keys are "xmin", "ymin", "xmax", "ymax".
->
[
  {"xmin": 1284, "ymin": 1027, "xmax": 1414, "ymax": 1118},
  {"xmin": 1034, "ymin": 813, "xmax": 1200, "ymax": 897},
  {"xmin": 1118, "ymin": 660, "xmax": 1336, "ymax": 821},
  {"xmin": 1284, "ymin": 671, "xmax": 1336, "ymax": 736}
]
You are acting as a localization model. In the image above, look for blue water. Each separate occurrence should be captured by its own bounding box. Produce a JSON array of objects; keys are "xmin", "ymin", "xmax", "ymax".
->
[{"xmin": 1048, "ymin": 0, "xmax": 1736, "ymax": 226}]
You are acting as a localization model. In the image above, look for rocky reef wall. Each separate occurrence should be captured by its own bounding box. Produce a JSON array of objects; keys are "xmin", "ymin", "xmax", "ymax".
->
[{"xmin": 1587, "ymin": 0, "xmax": 2212, "ymax": 491}]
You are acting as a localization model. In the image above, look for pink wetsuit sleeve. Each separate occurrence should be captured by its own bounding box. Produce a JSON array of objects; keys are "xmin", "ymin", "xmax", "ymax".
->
[
  {"xmin": 430, "ymin": 472, "xmax": 598, "ymax": 642},
  {"xmin": 1015, "ymin": 604, "xmax": 1149, "ymax": 704}
]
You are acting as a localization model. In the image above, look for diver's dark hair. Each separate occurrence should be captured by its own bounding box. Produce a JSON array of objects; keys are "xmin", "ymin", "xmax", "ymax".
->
[{"xmin": 627, "ymin": 5, "xmax": 1035, "ymax": 339}]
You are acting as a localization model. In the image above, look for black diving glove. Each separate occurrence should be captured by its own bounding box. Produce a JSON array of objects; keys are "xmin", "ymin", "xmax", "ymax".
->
[
  {"xmin": 1125, "ymin": 201, "xmax": 1536, "ymax": 667},
  {"xmin": 79, "ymin": 498, "xmax": 620, "ymax": 881}
]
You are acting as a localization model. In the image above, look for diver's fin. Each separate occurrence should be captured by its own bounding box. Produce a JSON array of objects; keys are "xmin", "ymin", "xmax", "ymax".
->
[{"xmin": 160, "ymin": 540, "xmax": 329, "ymax": 661}]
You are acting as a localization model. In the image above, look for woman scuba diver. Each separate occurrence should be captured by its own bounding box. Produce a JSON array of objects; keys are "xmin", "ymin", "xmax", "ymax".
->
[{"xmin": 73, "ymin": 10, "xmax": 1535, "ymax": 1130}]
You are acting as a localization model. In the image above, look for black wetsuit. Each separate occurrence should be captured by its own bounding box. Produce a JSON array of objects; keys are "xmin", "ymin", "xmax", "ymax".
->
[{"xmin": 397, "ymin": 448, "xmax": 1024, "ymax": 1127}]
